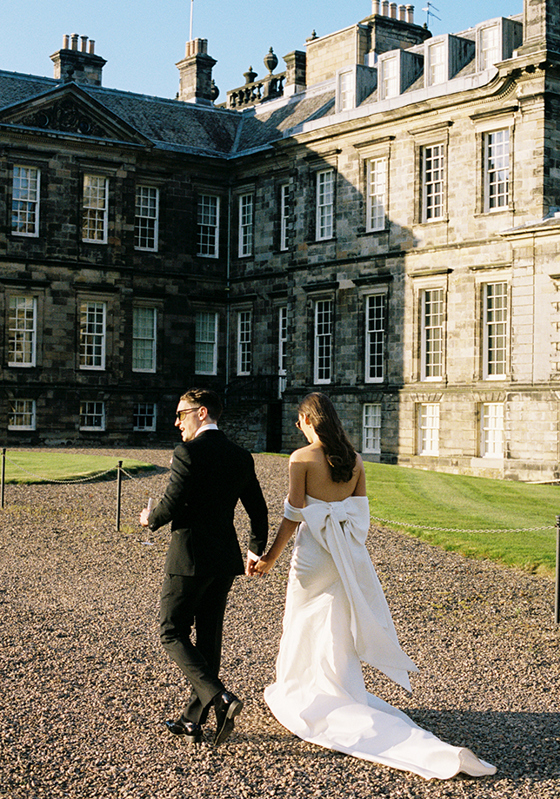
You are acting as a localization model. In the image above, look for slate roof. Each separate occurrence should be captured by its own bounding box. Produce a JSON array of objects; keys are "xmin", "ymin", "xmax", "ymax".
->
[{"xmin": 0, "ymin": 68, "xmax": 336, "ymax": 158}]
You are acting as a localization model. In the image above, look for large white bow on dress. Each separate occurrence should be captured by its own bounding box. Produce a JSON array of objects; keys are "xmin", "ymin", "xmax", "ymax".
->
[{"xmin": 285, "ymin": 496, "xmax": 418, "ymax": 692}]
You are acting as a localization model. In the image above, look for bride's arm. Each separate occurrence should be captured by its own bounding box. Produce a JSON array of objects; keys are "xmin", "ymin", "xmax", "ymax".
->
[{"xmin": 252, "ymin": 455, "xmax": 306, "ymax": 575}]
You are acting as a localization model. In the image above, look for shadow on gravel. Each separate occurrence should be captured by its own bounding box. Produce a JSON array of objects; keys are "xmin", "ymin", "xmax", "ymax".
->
[{"xmin": 406, "ymin": 707, "xmax": 560, "ymax": 779}]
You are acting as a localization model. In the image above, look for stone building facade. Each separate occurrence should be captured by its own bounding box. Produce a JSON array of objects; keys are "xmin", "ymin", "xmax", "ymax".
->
[{"xmin": 2, "ymin": 0, "xmax": 560, "ymax": 481}]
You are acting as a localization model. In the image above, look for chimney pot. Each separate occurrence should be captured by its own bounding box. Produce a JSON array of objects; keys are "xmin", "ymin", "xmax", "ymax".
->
[
  {"xmin": 382, "ymin": 1, "xmax": 389, "ymax": 16},
  {"xmin": 81, "ymin": 36, "xmax": 88, "ymax": 53},
  {"xmin": 63, "ymin": 34, "xmax": 69, "ymax": 49},
  {"xmin": 70, "ymin": 33, "xmax": 79, "ymax": 50},
  {"xmin": 406, "ymin": 4, "xmax": 414, "ymax": 24},
  {"xmin": 390, "ymin": 2, "xmax": 397, "ymax": 18},
  {"xmin": 89, "ymin": 39, "xmax": 95, "ymax": 54},
  {"xmin": 372, "ymin": 0, "xmax": 381, "ymax": 13},
  {"xmin": 398, "ymin": 4, "xmax": 406, "ymax": 20}
]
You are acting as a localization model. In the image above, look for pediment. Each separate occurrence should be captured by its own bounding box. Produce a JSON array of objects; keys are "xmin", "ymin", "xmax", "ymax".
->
[{"xmin": 0, "ymin": 83, "xmax": 151, "ymax": 146}]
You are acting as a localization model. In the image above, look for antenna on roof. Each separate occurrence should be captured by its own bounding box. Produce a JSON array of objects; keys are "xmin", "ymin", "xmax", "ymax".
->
[{"xmin": 422, "ymin": 2, "xmax": 441, "ymax": 28}]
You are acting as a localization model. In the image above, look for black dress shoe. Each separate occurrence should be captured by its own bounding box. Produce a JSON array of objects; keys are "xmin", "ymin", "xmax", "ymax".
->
[
  {"xmin": 213, "ymin": 691, "xmax": 243, "ymax": 746},
  {"xmin": 164, "ymin": 718, "xmax": 203, "ymax": 744}
]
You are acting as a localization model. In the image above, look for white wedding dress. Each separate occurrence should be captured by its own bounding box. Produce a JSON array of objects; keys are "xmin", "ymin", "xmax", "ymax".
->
[{"xmin": 264, "ymin": 496, "xmax": 496, "ymax": 780}]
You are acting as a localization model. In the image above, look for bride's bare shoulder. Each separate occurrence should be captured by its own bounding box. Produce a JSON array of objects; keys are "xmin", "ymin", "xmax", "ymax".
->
[{"xmin": 289, "ymin": 444, "xmax": 314, "ymax": 463}]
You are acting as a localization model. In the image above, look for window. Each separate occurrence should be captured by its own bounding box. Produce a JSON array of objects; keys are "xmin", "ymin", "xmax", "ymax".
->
[
  {"xmin": 135, "ymin": 186, "xmax": 159, "ymax": 251},
  {"xmin": 198, "ymin": 194, "xmax": 220, "ymax": 257},
  {"xmin": 238, "ymin": 194, "xmax": 254, "ymax": 257},
  {"xmin": 421, "ymin": 144, "xmax": 445, "ymax": 222},
  {"xmin": 133, "ymin": 307, "xmax": 157, "ymax": 372},
  {"xmin": 134, "ymin": 403, "xmax": 157, "ymax": 432},
  {"xmin": 80, "ymin": 401, "xmax": 105, "ymax": 431},
  {"xmin": 428, "ymin": 41, "xmax": 446, "ymax": 85},
  {"xmin": 363, "ymin": 403, "xmax": 381, "ymax": 454},
  {"xmin": 8, "ymin": 296, "xmax": 37, "ymax": 367},
  {"xmin": 365, "ymin": 294, "xmax": 386, "ymax": 383},
  {"xmin": 421, "ymin": 289, "xmax": 444, "ymax": 380},
  {"xmin": 12, "ymin": 166, "xmax": 40, "ymax": 236},
  {"xmin": 381, "ymin": 56, "xmax": 399, "ymax": 98},
  {"xmin": 316, "ymin": 170, "xmax": 334, "ymax": 241},
  {"xmin": 280, "ymin": 184, "xmax": 290, "ymax": 251},
  {"xmin": 195, "ymin": 311, "xmax": 218, "ymax": 375},
  {"xmin": 480, "ymin": 403, "xmax": 504, "ymax": 458},
  {"xmin": 483, "ymin": 282, "xmax": 507, "ymax": 378},
  {"xmin": 338, "ymin": 70, "xmax": 354, "ymax": 111},
  {"xmin": 278, "ymin": 305, "xmax": 288, "ymax": 396},
  {"xmin": 8, "ymin": 399, "xmax": 36, "ymax": 430},
  {"xmin": 82, "ymin": 175, "xmax": 108, "ymax": 242},
  {"xmin": 80, "ymin": 301, "xmax": 106, "ymax": 370},
  {"xmin": 366, "ymin": 158, "xmax": 387, "ymax": 232},
  {"xmin": 237, "ymin": 310, "xmax": 252, "ymax": 375},
  {"xmin": 418, "ymin": 403, "xmax": 440, "ymax": 455},
  {"xmin": 484, "ymin": 130, "xmax": 510, "ymax": 211},
  {"xmin": 314, "ymin": 299, "xmax": 333, "ymax": 384},
  {"xmin": 480, "ymin": 25, "xmax": 501, "ymax": 70}
]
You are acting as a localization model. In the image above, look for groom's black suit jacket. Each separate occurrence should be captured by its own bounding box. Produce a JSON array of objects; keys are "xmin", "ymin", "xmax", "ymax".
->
[{"xmin": 148, "ymin": 429, "xmax": 268, "ymax": 576}]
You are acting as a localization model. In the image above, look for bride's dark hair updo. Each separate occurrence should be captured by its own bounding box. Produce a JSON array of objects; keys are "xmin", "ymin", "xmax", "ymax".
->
[{"xmin": 298, "ymin": 392, "xmax": 357, "ymax": 483}]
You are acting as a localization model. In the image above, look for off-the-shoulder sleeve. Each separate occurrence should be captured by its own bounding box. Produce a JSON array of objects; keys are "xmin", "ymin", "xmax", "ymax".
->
[{"xmin": 284, "ymin": 498, "xmax": 304, "ymax": 522}]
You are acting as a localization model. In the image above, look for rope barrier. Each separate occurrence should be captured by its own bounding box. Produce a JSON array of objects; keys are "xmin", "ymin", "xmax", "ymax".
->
[{"xmin": 3, "ymin": 454, "xmax": 116, "ymax": 484}]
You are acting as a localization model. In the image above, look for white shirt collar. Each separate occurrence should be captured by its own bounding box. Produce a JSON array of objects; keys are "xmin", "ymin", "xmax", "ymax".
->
[{"xmin": 195, "ymin": 423, "xmax": 219, "ymax": 437}]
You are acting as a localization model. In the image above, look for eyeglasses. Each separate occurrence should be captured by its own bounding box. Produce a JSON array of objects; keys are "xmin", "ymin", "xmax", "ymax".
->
[
  {"xmin": 176, "ymin": 408, "xmax": 200, "ymax": 421},
  {"xmin": 295, "ymin": 419, "xmax": 302, "ymax": 430}
]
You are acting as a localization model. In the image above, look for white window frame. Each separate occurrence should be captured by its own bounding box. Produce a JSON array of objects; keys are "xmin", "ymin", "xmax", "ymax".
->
[
  {"xmin": 280, "ymin": 184, "xmax": 290, "ymax": 251},
  {"xmin": 316, "ymin": 169, "xmax": 334, "ymax": 241},
  {"xmin": 420, "ymin": 288, "xmax": 444, "ymax": 381},
  {"xmin": 427, "ymin": 41, "xmax": 447, "ymax": 86},
  {"xmin": 12, "ymin": 165, "xmax": 40, "ymax": 237},
  {"xmin": 195, "ymin": 311, "xmax": 218, "ymax": 375},
  {"xmin": 483, "ymin": 282, "xmax": 508, "ymax": 379},
  {"xmin": 417, "ymin": 403, "xmax": 440, "ymax": 456},
  {"xmin": 82, "ymin": 175, "xmax": 108, "ymax": 243},
  {"xmin": 278, "ymin": 305, "xmax": 288, "ymax": 396},
  {"xmin": 366, "ymin": 158, "xmax": 387, "ymax": 232},
  {"xmin": 338, "ymin": 69, "xmax": 354, "ymax": 111},
  {"xmin": 365, "ymin": 292, "xmax": 386, "ymax": 384},
  {"xmin": 478, "ymin": 24, "xmax": 501, "ymax": 71},
  {"xmin": 314, "ymin": 298, "xmax": 333, "ymax": 384},
  {"xmin": 133, "ymin": 306, "xmax": 157, "ymax": 373},
  {"xmin": 238, "ymin": 193, "xmax": 254, "ymax": 257},
  {"xmin": 380, "ymin": 55, "xmax": 399, "ymax": 99},
  {"xmin": 237, "ymin": 310, "xmax": 252, "ymax": 375},
  {"xmin": 8, "ymin": 295, "xmax": 37, "ymax": 367},
  {"xmin": 8, "ymin": 399, "xmax": 36, "ymax": 431},
  {"xmin": 133, "ymin": 403, "xmax": 157, "ymax": 432},
  {"xmin": 362, "ymin": 403, "xmax": 381, "ymax": 454},
  {"xmin": 480, "ymin": 402, "xmax": 504, "ymax": 458},
  {"xmin": 484, "ymin": 129, "xmax": 510, "ymax": 212},
  {"xmin": 421, "ymin": 143, "xmax": 445, "ymax": 222},
  {"xmin": 80, "ymin": 401, "xmax": 106, "ymax": 431},
  {"xmin": 79, "ymin": 301, "xmax": 106, "ymax": 371},
  {"xmin": 198, "ymin": 194, "xmax": 220, "ymax": 258},
  {"xmin": 135, "ymin": 185, "xmax": 159, "ymax": 252}
]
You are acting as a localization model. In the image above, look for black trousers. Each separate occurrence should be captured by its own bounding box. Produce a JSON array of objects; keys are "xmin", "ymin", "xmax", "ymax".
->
[{"xmin": 159, "ymin": 573, "xmax": 235, "ymax": 724}]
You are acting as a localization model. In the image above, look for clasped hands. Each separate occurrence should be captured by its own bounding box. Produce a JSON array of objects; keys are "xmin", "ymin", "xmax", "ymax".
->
[{"xmin": 246, "ymin": 553, "xmax": 275, "ymax": 577}]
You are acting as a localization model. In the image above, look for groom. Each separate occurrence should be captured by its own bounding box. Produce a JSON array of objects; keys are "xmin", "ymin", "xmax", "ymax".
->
[{"xmin": 140, "ymin": 388, "xmax": 268, "ymax": 745}]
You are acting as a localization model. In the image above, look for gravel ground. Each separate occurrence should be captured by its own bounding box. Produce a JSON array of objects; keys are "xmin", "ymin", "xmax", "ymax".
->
[{"xmin": 0, "ymin": 447, "xmax": 559, "ymax": 799}]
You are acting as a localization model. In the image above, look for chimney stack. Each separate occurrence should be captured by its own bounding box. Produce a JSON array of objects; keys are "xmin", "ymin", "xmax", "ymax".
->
[
  {"xmin": 51, "ymin": 34, "xmax": 106, "ymax": 86},
  {"xmin": 176, "ymin": 38, "xmax": 217, "ymax": 105}
]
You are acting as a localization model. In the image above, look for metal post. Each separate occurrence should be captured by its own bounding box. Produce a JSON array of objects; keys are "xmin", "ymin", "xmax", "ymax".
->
[
  {"xmin": 555, "ymin": 515, "xmax": 560, "ymax": 625},
  {"xmin": 116, "ymin": 460, "xmax": 123, "ymax": 532},
  {"xmin": 1, "ymin": 448, "xmax": 6, "ymax": 509}
]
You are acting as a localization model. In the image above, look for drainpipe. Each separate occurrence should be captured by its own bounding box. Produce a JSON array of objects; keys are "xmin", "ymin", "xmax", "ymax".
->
[{"xmin": 225, "ymin": 185, "xmax": 232, "ymax": 387}]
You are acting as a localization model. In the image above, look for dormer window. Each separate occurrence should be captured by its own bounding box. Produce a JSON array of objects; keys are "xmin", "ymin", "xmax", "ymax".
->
[
  {"xmin": 476, "ymin": 17, "xmax": 523, "ymax": 72},
  {"xmin": 338, "ymin": 70, "xmax": 354, "ymax": 111},
  {"xmin": 381, "ymin": 56, "xmax": 399, "ymax": 99},
  {"xmin": 378, "ymin": 50, "xmax": 423, "ymax": 100},
  {"xmin": 479, "ymin": 25, "xmax": 501, "ymax": 70},
  {"xmin": 428, "ymin": 42, "xmax": 446, "ymax": 85}
]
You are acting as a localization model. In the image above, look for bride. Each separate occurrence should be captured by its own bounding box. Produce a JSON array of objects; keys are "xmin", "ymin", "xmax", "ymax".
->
[{"xmin": 251, "ymin": 392, "xmax": 496, "ymax": 780}]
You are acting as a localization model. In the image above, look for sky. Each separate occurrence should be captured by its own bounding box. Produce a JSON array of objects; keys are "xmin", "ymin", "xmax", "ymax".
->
[{"xmin": 1, "ymin": 0, "xmax": 523, "ymax": 102}]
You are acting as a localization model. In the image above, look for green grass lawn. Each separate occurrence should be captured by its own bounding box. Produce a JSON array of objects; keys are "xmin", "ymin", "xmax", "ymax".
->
[
  {"xmin": 2, "ymin": 451, "xmax": 155, "ymax": 484},
  {"xmin": 364, "ymin": 461, "xmax": 559, "ymax": 576}
]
